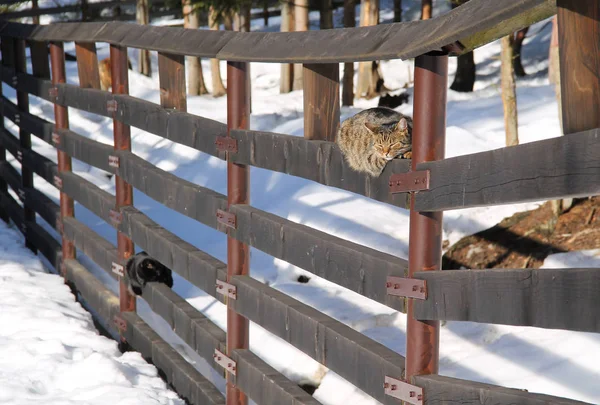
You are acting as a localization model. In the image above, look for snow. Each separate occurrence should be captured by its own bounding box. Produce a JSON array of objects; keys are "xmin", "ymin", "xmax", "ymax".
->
[
  {"xmin": 0, "ymin": 220, "xmax": 183, "ymax": 404},
  {"xmin": 1, "ymin": 1, "xmax": 598, "ymax": 404}
]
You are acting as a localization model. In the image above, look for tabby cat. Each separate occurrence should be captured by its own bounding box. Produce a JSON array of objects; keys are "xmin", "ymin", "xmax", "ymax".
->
[
  {"xmin": 336, "ymin": 107, "xmax": 413, "ymax": 177},
  {"xmin": 125, "ymin": 251, "xmax": 173, "ymax": 296}
]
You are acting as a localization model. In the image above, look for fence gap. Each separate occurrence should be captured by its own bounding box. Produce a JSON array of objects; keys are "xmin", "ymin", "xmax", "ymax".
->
[
  {"xmin": 406, "ymin": 52, "xmax": 448, "ymax": 380},
  {"xmin": 226, "ymin": 60, "xmax": 250, "ymax": 405},
  {"xmin": 158, "ymin": 52, "xmax": 186, "ymax": 110},
  {"xmin": 556, "ymin": 0, "xmax": 600, "ymax": 135},
  {"xmin": 110, "ymin": 44, "xmax": 136, "ymax": 338},
  {"xmin": 302, "ymin": 63, "xmax": 340, "ymax": 141},
  {"xmin": 14, "ymin": 39, "xmax": 37, "ymax": 251},
  {"xmin": 75, "ymin": 42, "xmax": 101, "ymax": 89},
  {"xmin": 49, "ymin": 42, "xmax": 75, "ymax": 277}
]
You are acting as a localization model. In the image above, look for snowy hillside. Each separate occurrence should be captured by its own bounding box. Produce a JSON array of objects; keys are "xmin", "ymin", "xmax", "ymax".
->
[{"xmin": 1, "ymin": 2, "xmax": 599, "ymax": 405}]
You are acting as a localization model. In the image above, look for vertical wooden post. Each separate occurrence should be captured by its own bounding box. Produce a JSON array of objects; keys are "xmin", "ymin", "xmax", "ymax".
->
[
  {"xmin": 136, "ymin": 0, "xmax": 151, "ymax": 77},
  {"xmin": 14, "ymin": 39, "xmax": 36, "ymax": 251},
  {"xmin": 303, "ymin": 64, "xmax": 340, "ymax": 142},
  {"xmin": 226, "ymin": 61, "xmax": 250, "ymax": 405},
  {"xmin": 75, "ymin": 42, "xmax": 101, "ymax": 89},
  {"xmin": 158, "ymin": 52, "xmax": 187, "ymax": 110},
  {"xmin": 406, "ymin": 53, "xmax": 448, "ymax": 381},
  {"xmin": 110, "ymin": 44, "xmax": 136, "ymax": 330},
  {"xmin": 557, "ymin": 0, "xmax": 600, "ymax": 135},
  {"xmin": 49, "ymin": 42, "xmax": 76, "ymax": 276}
]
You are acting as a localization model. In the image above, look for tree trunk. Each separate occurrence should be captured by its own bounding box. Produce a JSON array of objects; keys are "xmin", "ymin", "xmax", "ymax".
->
[
  {"xmin": 280, "ymin": 0, "xmax": 294, "ymax": 93},
  {"xmin": 320, "ymin": 0, "xmax": 334, "ymax": 29},
  {"xmin": 357, "ymin": 0, "xmax": 383, "ymax": 99},
  {"xmin": 186, "ymin": 6, "xmax": 208, "ymax": 95},
  {"xmin": 393, "ymin": 0, "xmax": 402, "ymax": 22},
  {"xmin": 449, "ymin": 0, "xmax": 475, "ymax": 92},
  {"xmin": 32, "ymin": 0, "xmax": 39, "ymax": 24},
  {"xmin": 512, "ymin": 26, "xmax": 529, "ymax": 77},
  {"xmin": 209, "ymin": 7, "xmax": 227, "ymax": 97},
  {"xmin": 137, "ymin": 0, "xmax": 151, "ymax": 77},
  {"xmin": 501, "ymin": 35, "xmax": 519, "ymax": 147},
  {"xmin": 263, "ymin": 2, "xmax": 269, "ymax": 26},
  {"xmin": 421, "ymin": 0, "xmax": 431, "ymax": 19},
  {"xmin": 293, "ymin": 0, "xmax": 309, "ymax": 91},
  {"xmin": 342, "ymin": 0, "xmax": 355, "ymax": 106}
]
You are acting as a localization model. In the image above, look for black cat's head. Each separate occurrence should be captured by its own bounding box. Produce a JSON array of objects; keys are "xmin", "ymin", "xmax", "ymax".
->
[{"xmin": 138, "ymin": 258, "xmax": 173, "ymax": 288}]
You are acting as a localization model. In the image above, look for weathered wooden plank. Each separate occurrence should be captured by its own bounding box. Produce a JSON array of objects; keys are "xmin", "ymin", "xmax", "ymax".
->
[
  {"xmin": 62, "ymin": 216, "xmax": 119, "ymax": 280},
  {"xmin": 231, "ymin": 350, "xmax": 322, "ymax": 405},
  {"xmin": 74, "ymin": 42, "xmax": 101, "ymax": 89},
  {"xmin": 415, "ymin": 128, "xmax": 600, "ymax": 211},
  {"xmin": 120, "ymin": 311, "xmax": 227, "ymax": 405},
  {"xmin": 29, "ymin": 40, "xmax": 51, "ymax": 80},
  {"xmin": 229, "ymin": 275, "xmax": 405, "ymax": 405},
  {"xmin": 55, "ymin": 128, "xmax": 115, "ymax": 173},
  {"xmin": 21, "ymin": 146, "xmax": 58, "ymax": 186},
  {"xmin": 2, "ymin": 96, "xmax": 54, "ymax": 144},
  {"xmin": 0, "ymin": 1, "xmax": 555, "ymax": 62},
  {"xmin": 158, "ymin": 52, "xmax": 186, "ymax": 110},
  {"xmin": 303, "ymin": 63, "xmax": 339, "ymax": 142},
  {"xmin": 60, "ymin": 171, "xmax": 116, "ymax": 220},
  {"xmin": 26, "ymin": 219, "xmax": 62, "ymax": 268},
  {"xmin": 413, "ymin": 268, "xmax": 600, "ymax": 332},
  {"xmin": 413, "ymin": 374, "xmax": 593, "ymax": 405},
  {"xmin": 24, "ymin": 187, "xmax": 59, "ymax": 230},
  {"xmin": 0, "ymin": 161, "xmax": 20, "ymax": 193},
  {"xmin": 230, "ymin": 129, "xmax": 411, "ymax": 208},
  {"xmin": 229, "ymin": 205, "xmax": 407, "ymax": 311}
]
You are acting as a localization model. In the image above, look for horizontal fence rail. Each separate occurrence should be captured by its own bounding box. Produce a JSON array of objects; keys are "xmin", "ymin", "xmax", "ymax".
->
[{"xmin": 0, "ymin": 0, "xmax": 554, "ymax": 62}]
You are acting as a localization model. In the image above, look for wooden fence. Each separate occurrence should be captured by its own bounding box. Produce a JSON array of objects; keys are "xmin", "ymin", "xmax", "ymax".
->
[{"xmin": 0, "ymin": 0, "xmax": 598, "ymax": 404}]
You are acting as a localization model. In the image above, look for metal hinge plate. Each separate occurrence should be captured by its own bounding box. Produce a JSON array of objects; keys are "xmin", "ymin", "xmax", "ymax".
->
[
  {"xmin": 53, "ymin": 175, "xmax": 63, "ymax": 189},
  {"xmin": 52, "ymin": 131, "xmax": 60, "ymax": 145},
  {"xmin": 14, "ymin": 113, "xmax": 20, "ymax": 124},
  {"xmin": 216, "ymin": 279, "xmax": 237, "ymax": 300},
  {"xmin": 215, "ymin": 137, "xmax": 238, "ymax": 153},
  {"xmin": 386, "ymin": 277, "xmax": 427, "ymax": 300},
  {"xmin": 17, "ymin": 188, "xmax": 25, "ymax": 201},
  {"xmin": 214, "ymin": 349, "xmax": 237, "ymax": 375},
  {"xmin": 112, "ymin": 262, "xmax": 124, "ymax": 277},
  {"xmin": 48, "ymin": 87, "xmax": 58, "ymax": 98},
  {"xmin": 108, "ymin": 155, "xmax": 120, "ymax": 168},
  {"xmin": 384, "ymin": 376, "xmax": 423, "ymax": 405},
  {"xmin": 56, "ymin": 218, "xmax": 64, "ymax": 234},
  {"xmin": 216, "ymin": 209, "xmax": 236, "ymax": 229},
  {"xmin": 389, "ymin": 170, "xmax": 430, "ymax": 194},
  {"xmin": 109, "ymin": 209, "xmax": 122, "ymax": 225},
  {"xmin": 16, "ymin": 150, "xmax": 22, "ymax": 162},
  {"xmin": 107, "ymin": 100, "xmax": 118, "ymax": 113},
  {"xmin": 113, "ymin": 315, "xmax": 127, "ymax": 332}
]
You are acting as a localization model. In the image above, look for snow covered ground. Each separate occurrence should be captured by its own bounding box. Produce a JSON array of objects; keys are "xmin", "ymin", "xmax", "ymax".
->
[
  {"xmin": 1, "ymin": 1, "xmax": 599, "ymax": 404},
  {"xmin": 0, "ymin": 220, "xmax": 183, "ymax": 405}
]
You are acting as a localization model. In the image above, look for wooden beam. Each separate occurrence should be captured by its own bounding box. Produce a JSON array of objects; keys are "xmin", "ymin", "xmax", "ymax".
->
[
  {"xmin": 303, "ymin": 63, "xmax": 340, "ymax": 142},
  {"xmin": 413, "ymin": 268, "xmax": 600, "ymax": 332},
  {"xmin": 557, "ymin": 0, "xmax": 600, "ymax": 134},
  {"xmin": 75, "ymin": 42, "xmax": 101, "ymax": 89}
]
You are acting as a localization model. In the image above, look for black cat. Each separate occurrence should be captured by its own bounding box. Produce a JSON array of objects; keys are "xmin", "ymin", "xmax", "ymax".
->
[
  {"xmin": 378, "ymin": 92, "xmax": 410, "ymax": 109},
  {"xmin": 125, "ymin": 251, "xmax": 173, "ymax": 296}
]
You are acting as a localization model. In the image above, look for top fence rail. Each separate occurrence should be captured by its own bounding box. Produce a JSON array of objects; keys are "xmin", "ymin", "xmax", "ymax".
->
[{"xmin": 0, "ymin": 0, "xmax": 554, "ymax": 63}]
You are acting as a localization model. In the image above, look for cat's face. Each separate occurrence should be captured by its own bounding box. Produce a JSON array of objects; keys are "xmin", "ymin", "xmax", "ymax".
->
[{"xmin": 365, "ymin": 118, "xmax": 411, "ymax": 160}]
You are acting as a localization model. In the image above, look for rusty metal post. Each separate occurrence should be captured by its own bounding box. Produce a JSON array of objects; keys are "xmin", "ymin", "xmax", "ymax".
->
[
  {"xmin": 110, "ymin": 45, "xmax": 136, "ymax": 324},
  {"xmin": 406, "ymin": 53, "xmax": 448, "ymax": 381},
  {"xmin": 14, "ymin": 39, "xmax": 36, "ymax": 251},
  {"xmin": 49, "ymin": 42, "xmax": 76, "ymax": 276},
  {"xmin": 226, "ymin": 61, "xmax": 250, "ymax": 405},
  {"xmin": 303, "ymin": 63, "xmax": 340, "ymax": 141}
]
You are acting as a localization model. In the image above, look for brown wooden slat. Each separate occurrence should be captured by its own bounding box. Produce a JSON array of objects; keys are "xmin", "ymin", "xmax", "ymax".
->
[
  {"xmin": 0, "ymin": 1, "xmax": 554, "ymax": 62},
  {"xmin": 229, "ymin": 275, "xmax": 405, "ymax": 405},
  {"xmin": 75, "ymin": 42, "xmax": 101, "ymax": 89},
  {"xmin": 415, "ymin": 128, "xmax": 600, "ymax": 211},
  {"xmin": 55, "ymin": 128, "xmax": 115, "ymax": 173},
  {"xmin": 412, "ymin": 374, "xmax": 593, "ymax": 405},
  {"xmin": 2, "ymin": 96, "xmax": 54, "ymax": 144},
  {"xmin": 413, "ymin": 268, "xmax": 600, "ymax": 332},
  {"xmin": 29, "ymin": 40, "xmax": 51, "ymax": 79},
  {"xmin": 230, "ymin": 129, "xmax": 411, "ymax": 208}
]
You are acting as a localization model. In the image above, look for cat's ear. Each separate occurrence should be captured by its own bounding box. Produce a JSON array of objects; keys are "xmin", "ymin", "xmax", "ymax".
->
[
  {"xmin": 364, "ymin": 122, "xmax": 379, "ymax": 133},
  {"xmin": 396, "ymin": 118, "xmax": 408, "ymax": 131}
]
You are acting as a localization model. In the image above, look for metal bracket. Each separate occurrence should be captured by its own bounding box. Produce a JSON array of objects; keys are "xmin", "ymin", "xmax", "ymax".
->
[
  {"xmin": 14, "ymin": 113, "xmax": 20, "ymax": 124},
  {"xmin": 53, "ymin": 175, "xmax": 63, "ymax": 189},
  {"xmin": 216, "ymin": 279, "xmax": 237, "ymax": 299},
  {"xmin": 16, "ymin": 150, "xmax": 22, "ymax": 162},
  {"xmin": 112, "ymin": 262, "xmax": 124, "ymax": 277},
  {"xmin": 108, "ymin": 155, "xmax": 120, "ymax": 168},
  {"xmin": 11, "ymin": 75, "xmax": 17, "ymax": 87},
  {"xmin": 60, "ymin": 261, "xmax": 67, "ymax": 276},
  {"xmin": 48, "ymin": 87, "xmax": 58, "ymax": 99},
  {"xmin": 213, "ymin": 349, "xmax": 237, "ymax": 375},
  {"xmin": 107, "ymin": 100, "xmax": 118, "ymax": 113},
  {"xmin": 215, "ymin": 137, "xmax": 238, "ymax": 153},
  {"xmin": 389, "ymin": 170, "xmax": 430, "ymax": 194},
  {"xmin": 386, "ymin": 277, "xmax": 427, "ymax": 300},
  {"xmin": 384, "ymin": 376, "xmax": 423, "ymax": 405},
  {"xmin": 216, "ymin": 209, "xmax": 236, "ymax": 229},
  {"xmin": 52, "ymin": 131, "xmax": 60, "ymax": 145},
  {"xmin": 113, "ymin": 315, "xmax": 127, "ymax": 332},
  {"xmin": 109, "ymin": 209, "xmax": 123, "ymax": 225},
  {"xmin": 17, "ymin": 188, "xmax": 25, "ymax": 201}
]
